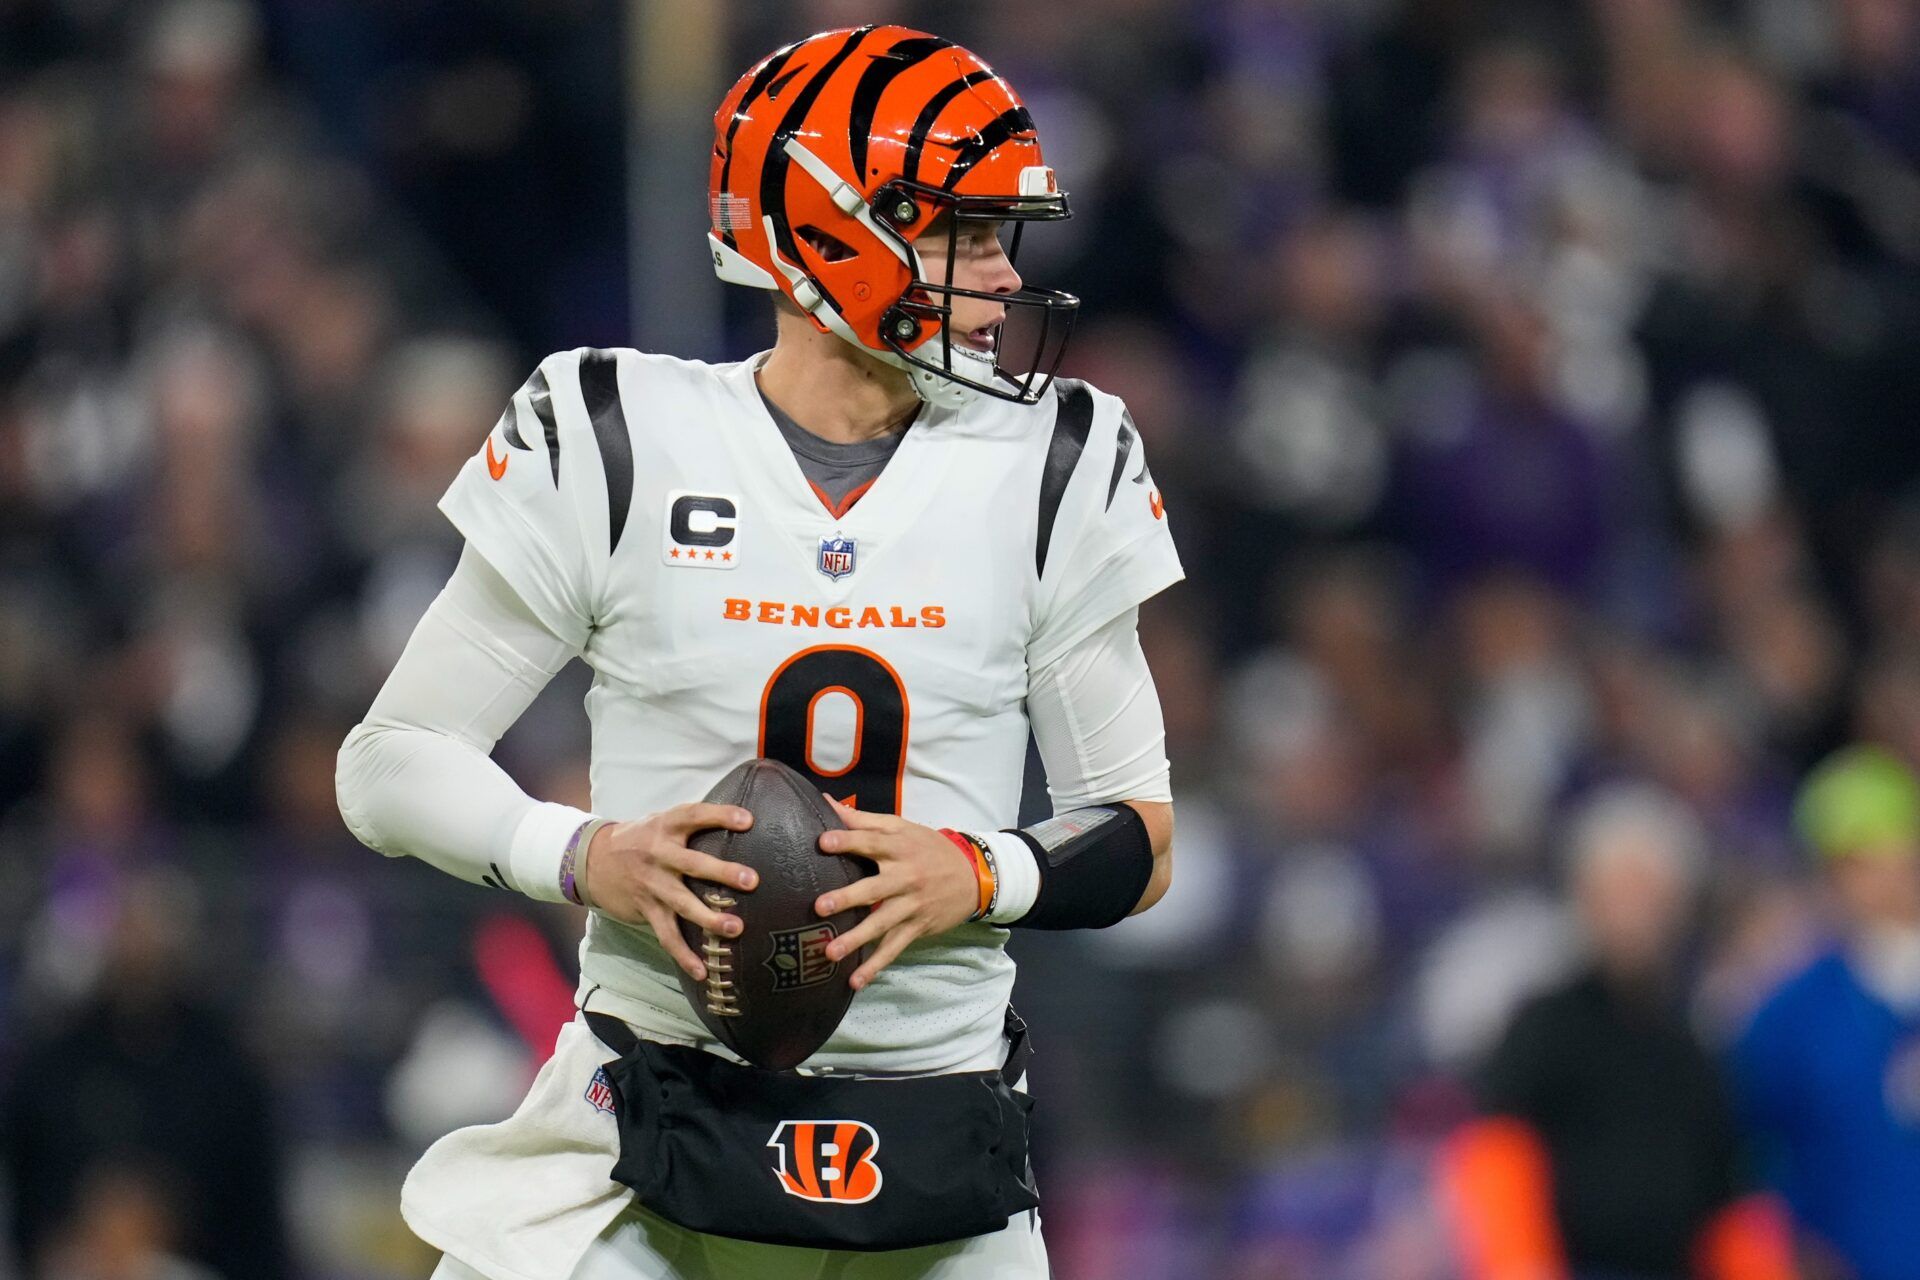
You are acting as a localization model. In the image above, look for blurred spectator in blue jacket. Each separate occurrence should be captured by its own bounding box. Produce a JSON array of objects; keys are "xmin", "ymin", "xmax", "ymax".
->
[{"xmin": 1732, "ymin": 745, "xmax": 1920, "ymax": 1280}]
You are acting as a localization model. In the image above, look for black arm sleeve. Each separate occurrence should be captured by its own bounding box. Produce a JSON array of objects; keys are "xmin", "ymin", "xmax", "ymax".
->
[{"xmin": 1004, "ymin": 803, "xmax": 1154, "ymax": 930}]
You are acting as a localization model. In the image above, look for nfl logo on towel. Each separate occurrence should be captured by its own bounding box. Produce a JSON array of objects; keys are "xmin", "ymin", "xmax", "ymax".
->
[{"xmin": 818, "ymin": 535, "xmax": 856, "ymax": 581}]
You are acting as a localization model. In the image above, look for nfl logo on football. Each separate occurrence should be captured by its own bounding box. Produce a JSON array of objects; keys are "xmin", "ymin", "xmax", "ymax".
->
[
  {"xmin": 817, "ymin": 535, "xmax": 856, "ymax": 581},
  {"xmin": 766, "ymin": 923, "xmax": 839, "ymax": 990}
]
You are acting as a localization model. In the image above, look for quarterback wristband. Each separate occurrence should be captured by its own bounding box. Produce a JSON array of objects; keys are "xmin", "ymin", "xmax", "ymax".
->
[
  {"xmin": 560, "ymin": 817, "xmax": 611, "ymax": 908},
  {"xmin": 939, "ymin": 829, "xmax": 998, "ymax": 921},
  {"xmin": 507, "ymin": 802, "xmax": 598, "ymax": 905},
  {"xmin": 980, "ymin": 831, "xmax": 1040, "ymax": 925},
  {"xmin": 1000, "ymin": 804, "xmax": 1153, "ymax": 931}
]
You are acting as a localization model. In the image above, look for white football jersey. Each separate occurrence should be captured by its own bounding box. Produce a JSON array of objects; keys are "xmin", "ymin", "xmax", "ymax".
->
[{"xmin": 438, "ymin": 347, "xmax": 1183, "ymax": 1073}]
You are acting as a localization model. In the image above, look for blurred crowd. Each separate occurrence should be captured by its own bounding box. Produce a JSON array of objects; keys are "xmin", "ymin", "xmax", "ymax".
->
[{"xmin": 5, "ymin": 0, "xmax": 1920, "ymax": 1277}]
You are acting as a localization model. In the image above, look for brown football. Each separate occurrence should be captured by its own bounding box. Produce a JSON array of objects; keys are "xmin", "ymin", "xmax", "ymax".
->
[{"xmin": 677, "ymin": 758, "xmax": 874, "ymax": 1070}]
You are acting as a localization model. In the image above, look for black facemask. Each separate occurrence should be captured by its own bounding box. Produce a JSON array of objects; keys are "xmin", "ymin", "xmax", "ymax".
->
[{"xmin": 870, "ymin": 180, "xmax": 1079, "ymax": 406}]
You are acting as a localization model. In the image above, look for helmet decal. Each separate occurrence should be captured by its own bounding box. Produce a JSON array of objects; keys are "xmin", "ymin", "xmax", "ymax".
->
[
  {"xmin": 846, "ymin": 36, "xmax": 954, "ymax": 180},
  {"xmin": 901, "ymin": 71, "xmax": 996, "ymax": 186},
  {"xmin": 936, "ymin": 106, "xmax": 1037, "ymax": 192},
  {"xmin": 714, "ymin": 36, "xmax": 808, "ymax": 251}
]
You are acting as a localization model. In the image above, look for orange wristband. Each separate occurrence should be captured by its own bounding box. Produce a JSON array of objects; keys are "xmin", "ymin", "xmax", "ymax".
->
[{"xmin": 940, "ymin": 829, "xmax": 996, "ymax": 921}]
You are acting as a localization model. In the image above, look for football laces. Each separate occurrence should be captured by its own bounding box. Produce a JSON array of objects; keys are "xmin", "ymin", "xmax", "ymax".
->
[{"xmin": 699, "ymin": 889, "xmax": 743, "ymax": 1018}]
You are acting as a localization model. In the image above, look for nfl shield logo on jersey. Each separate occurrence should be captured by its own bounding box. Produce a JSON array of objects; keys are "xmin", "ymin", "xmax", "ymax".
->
[
  {"xmin": 817, "ymin": 535, "xmax": 856, "ymax": 581},
  {"xmin": 584, "ymin": 1066, "xmax": 617, "ymax": 1116}
]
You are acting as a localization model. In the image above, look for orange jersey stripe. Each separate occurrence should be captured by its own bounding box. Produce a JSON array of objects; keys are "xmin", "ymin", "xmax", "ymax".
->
[{"xmin": 806, "ymin": 477, "xmax": 876, "ymax": 519}]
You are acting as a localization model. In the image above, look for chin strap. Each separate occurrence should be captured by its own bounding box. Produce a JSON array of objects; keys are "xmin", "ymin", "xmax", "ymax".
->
[{"xmin": 905, "ymin": 346, "xmax": 996, "ymax": 409}]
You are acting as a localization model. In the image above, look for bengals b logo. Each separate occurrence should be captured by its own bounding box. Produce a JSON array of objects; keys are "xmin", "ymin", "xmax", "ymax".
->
[{"xmin": 767, "ymin": 1120, "xmax": 882, "ymax": 1204}]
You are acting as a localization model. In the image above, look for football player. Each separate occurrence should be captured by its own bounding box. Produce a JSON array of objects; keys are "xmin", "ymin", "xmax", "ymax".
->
[{"xmin": 337, "ymin": 25, "xmax": 1182, "ymax": 1280}]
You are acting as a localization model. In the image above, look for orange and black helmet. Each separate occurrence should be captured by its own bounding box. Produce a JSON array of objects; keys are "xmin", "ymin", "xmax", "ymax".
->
[{"xmin": 708, "ymin": 26, "xmax": 1078, "ymax": 407}]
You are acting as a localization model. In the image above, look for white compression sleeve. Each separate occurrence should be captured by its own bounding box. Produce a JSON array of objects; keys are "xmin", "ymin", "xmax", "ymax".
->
[
  {"xmin": 1028, "ymin": 606, "xmax": 1173, "ymax": 809},
  {"xmin": 984, "ymin": 607, "xmax": 1172, "ymax": 923},
  {"xmin": 336, "ymin": 544, "xmax": 592, "ymax": 902}
]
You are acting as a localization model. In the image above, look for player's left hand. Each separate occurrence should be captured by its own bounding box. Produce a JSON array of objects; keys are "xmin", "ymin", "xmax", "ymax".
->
[{"xmin": 814, "ymin": 797, "xmax": 980, "ymax": 991}]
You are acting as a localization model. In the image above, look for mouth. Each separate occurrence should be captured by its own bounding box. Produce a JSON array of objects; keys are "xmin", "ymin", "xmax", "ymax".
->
[{"xmin": 953, "ymin": 321, "xmax": 1001, "ymax": 354}]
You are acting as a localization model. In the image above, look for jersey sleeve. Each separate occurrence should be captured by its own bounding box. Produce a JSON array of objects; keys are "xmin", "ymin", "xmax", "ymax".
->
[
  {"xmin": 1029, "ymin": 384, "xmax": 1185, "ymax": 671},
  {"xmin": 437, "ymin": 349, "xmax": 616, "ymax": 650}
]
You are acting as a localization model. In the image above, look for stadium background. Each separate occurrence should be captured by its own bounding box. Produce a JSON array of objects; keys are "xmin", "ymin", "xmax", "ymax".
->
[{"xmin": 4, "ymin": 0, "xmax": 1920, "ymax": 1276}]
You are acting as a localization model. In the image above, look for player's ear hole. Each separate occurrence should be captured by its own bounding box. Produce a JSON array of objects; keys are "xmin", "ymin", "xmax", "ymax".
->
[{"xmin": 798, "ymin": 226, "xmax": 859, "ymax": 263}]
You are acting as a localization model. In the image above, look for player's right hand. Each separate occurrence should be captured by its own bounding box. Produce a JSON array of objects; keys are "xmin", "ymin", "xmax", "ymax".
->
[{"xmin": 582, "ymin": 805, "xmax": 759, "ymax": 981}]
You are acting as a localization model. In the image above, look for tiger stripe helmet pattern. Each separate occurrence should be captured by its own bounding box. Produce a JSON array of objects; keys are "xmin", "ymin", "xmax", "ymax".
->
[{"xmin": 708, "ymin": 26, "xmax": 1079, "ymax": 408}]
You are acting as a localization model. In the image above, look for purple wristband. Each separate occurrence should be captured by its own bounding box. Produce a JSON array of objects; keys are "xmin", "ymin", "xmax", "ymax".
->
[{"xmin": 560, "ymin": 818, "xmax": 604, "ymax": 907}]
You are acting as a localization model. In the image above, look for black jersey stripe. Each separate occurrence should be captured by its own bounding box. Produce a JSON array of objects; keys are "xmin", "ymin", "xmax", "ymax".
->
[
  {"xmin": 576, "ymin": 350, "xmax": 634, "ymax": 553},
  {"xmin": 759, "ymin": 25, "xmax": 877, "ymax": 307},
  {"xmin": 716, "ymin": 37, "xmax": 805, "ymax": 248},
  {"xmin": 1107, "ymin": 410, "xmax": 1136, "ymax": 510},
  {"xmin": 903, "ymin": 70, "xmax": 995, "ymax": 185},
  {"xmin": 500, "ymin": 404, "xmax": 529, "ymax": 451},
  {"xmin": 1037, "ymin": 379, "xmax": 1094, "ymax": 577},
  {"xmin": 939, "ymin": 106, "xmax": 1036, "ymax": 193},
  {"xmin": 527, "ymin": 367, "xmax": 561, "ymax": 487},
  {"xmin": 848, "ymin": 35, "xmax": 952, "ymax": 179}
]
